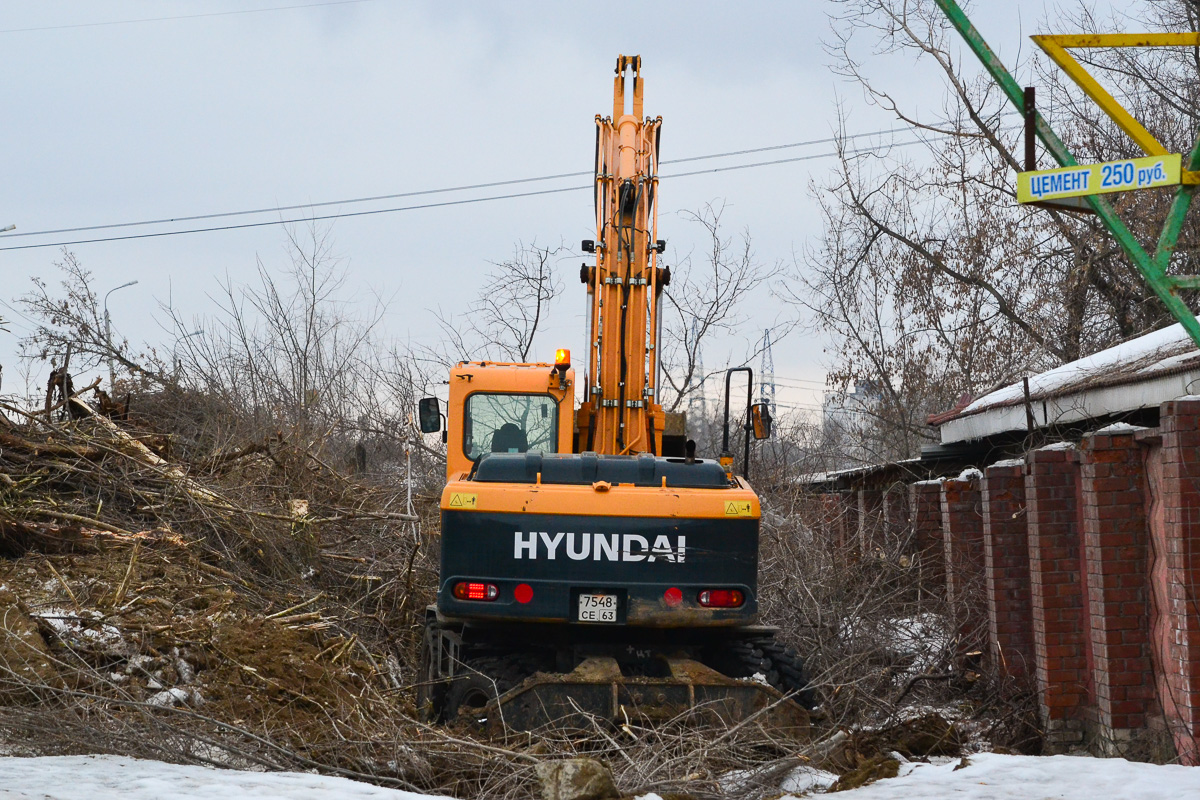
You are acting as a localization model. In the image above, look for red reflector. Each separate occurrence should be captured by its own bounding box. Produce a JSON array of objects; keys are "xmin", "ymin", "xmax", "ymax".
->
[
  {"xmin": 663, "ymin": 587, "xmax": 683, "ymax": 607},
  {"xmin": 453, "ymin": 581, "xmax": 498, "ymax": 601},
  {"xmin": 698, "ymin": 589, "xmax": 744, "ymax": 608},
  {"xmin": 514, "ymin": 583, "xmax": 534, "ymax": 604}
]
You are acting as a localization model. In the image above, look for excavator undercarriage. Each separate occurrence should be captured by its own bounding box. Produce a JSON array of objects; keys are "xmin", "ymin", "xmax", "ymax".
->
[{"xmin": 418, "ymin": 612, "xmax": 812, "ymax": 735}]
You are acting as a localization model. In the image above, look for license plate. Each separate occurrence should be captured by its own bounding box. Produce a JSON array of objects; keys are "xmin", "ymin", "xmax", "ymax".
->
[{"xmin": 577, "ymin": 593, "xmax": 618, "ymax": 623}]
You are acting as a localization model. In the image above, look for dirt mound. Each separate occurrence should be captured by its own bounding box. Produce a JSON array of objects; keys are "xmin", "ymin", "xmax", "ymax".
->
[
  {"xmin": 0, "ymin": 584, "xmax": 59, "ymax": 701},
  {"xmin": 0, "ymin": 540, "xmax": 401, "ymax": 761}
]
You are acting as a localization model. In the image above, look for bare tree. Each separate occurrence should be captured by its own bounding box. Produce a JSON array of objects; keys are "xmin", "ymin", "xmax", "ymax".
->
[
  {"xmin": 17, "ymin": 250, "xmax": 170, "ymax": 387},
  {"xmin": 658, "ymin": 203, "xmax": 789, "ymax": 413},
  {"xmin": 168, "ymin": 223, "xmax": 388, "ymax": 429},
  {"xmin": 431, "ymin": 242, "xmax": 565, "ymax": 364},
  {"xmin": 793, "ymin": 0, "xmax": 1200, "ymax": 463}
]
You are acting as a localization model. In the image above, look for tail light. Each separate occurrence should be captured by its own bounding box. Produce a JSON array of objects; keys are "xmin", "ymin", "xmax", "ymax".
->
[
  {"xmin": 453, "ymin": 581, "xmax": 498, "ymax": 601},
  {"xmin": 698, "ymin": 588, "xmax": 744, "ymax": 608}
]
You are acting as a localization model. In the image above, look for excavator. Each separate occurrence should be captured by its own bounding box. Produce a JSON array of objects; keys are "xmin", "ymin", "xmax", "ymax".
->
[{"xmin": 416, "ymin": 55, "xmax": 813, "ymax": 732}]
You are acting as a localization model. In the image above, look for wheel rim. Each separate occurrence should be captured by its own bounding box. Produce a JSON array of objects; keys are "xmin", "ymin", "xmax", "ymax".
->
[{"xmin": 459, "ymin": 685, "xmax": 492, "ymax": 710}]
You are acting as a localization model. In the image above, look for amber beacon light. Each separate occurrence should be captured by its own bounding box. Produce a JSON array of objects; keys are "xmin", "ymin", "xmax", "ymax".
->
[{"xmin": 555, "ymin": 348, "xmax": 571, "ymax": 366}]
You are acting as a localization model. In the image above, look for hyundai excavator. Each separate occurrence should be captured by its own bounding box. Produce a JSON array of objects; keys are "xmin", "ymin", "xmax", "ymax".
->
[{"xmin": 416, "ymin": 55, "xmax": 813, "ymax": 732}]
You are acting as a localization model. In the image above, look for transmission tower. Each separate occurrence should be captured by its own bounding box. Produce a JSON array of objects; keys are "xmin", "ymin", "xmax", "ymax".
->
[
  {"xmin": 759, "ymin": 328, "xmax": 776, "ymax": 422},
  {"xmin": 687, "ymin": 320, "xmax": 709, "ymax": 448}
]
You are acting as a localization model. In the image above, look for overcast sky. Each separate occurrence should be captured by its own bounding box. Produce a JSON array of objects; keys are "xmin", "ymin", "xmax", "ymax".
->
[{"xmin": 0, "ymin": 0, "xmax": 1130, "ymax": 416}]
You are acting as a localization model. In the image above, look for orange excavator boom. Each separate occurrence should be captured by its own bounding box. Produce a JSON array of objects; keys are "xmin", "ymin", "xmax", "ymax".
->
[{"xmin": 577, "ymin": 54, "xmax": 669, "ymax": 456}]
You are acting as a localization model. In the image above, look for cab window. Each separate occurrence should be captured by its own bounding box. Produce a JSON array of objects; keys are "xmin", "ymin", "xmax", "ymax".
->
[{"xmin": 463, "ymin": 393, "xmax": 558, "ymax": 461}]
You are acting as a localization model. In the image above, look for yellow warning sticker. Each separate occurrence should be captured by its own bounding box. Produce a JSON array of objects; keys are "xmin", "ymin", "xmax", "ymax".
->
[
  {"xmin": 724, "ymin": 501, "xmax": 753, "ymax": 517},
  {"xmin": 448, "ymin": 493, "xmax": 478, "ymax": 510}
]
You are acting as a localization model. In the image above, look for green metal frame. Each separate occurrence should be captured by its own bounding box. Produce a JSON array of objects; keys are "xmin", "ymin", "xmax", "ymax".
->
[{"xmin": 934, "ymin": 0, "xmax": 1200, "ymax": 348}]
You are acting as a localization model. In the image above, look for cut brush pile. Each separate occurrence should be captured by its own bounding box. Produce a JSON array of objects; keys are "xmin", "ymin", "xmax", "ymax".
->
[
  {"xmin": 0, "ymin": 382, "xmax": 981, "ymax": 800},
  {"xmin": 0, "ymin": 384, "xmax": 500, "ymax": 794}
]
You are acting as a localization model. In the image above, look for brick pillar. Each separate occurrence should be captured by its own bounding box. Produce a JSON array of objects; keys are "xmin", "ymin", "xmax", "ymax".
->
[
  {"xmin": 1080, "ymin": 428, "xmax": 1153, "ymax": 754},
  {"xmin": 1159, "ymin": 399, "xmax": 1200, "ymax": 764},
  {"xmin": 858, "ymin": 487, "xmax": 883, "ymax": 554},
  {"xmin": 910, "ymin": 480, "xmax": 945, "ymax": 588},
  {"xmin": 884, "ymin": 485, "xmax": 909, "ymax": 547},
  {"xmin": 1026, "ymin": 445, "xmax": 1088, "ymax": 750},
  {"xmin": 817, "ymin": 493, "xmax": 844, "ymax": 547},
  {"xmin": 942, "ymin": 474, "xmax": 987, "ymax": 658},
  {"xmin": 982, "ymin": 462, "xmax": 1035, "ymax": 679},
  {"xmin": 837, "ymin": 492, "xmax": 858, "ymax": 550}
]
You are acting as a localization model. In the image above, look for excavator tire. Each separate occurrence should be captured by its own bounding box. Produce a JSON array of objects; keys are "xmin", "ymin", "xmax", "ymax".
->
[
  {"xmin": 726, "ymin": 636, "xmax": 817, "ymax": 711},
  {"xmin": 751, "ymin": 636, "xmax": 818, "ymax": 711},
  {"xmin": 416, "ymin": 637, "xmax": 447, "ymax": 723},
  {"xmin": 444, "ymin": 672, "xmax": 498, "ymax": 726},
  {"xmin": 443, "ymin": 654, "xmax": 539, "ymax": 726}
]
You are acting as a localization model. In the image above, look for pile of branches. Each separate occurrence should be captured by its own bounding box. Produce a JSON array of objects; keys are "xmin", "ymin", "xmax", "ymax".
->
[
  {"xmin": 0, "ymin": 376, "xmax": 994, "ymax": 798},
  {"xmin": 0, "ymin": 377, "xmax": 458, "ymax": 785},
  {"xmin": 0, "ymin": 376, "xmax": 426, "ymax": 598}
]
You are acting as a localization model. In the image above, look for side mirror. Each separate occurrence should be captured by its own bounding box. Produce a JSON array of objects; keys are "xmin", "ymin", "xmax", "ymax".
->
[
  {"xmin": 751, "ymin": 402, "xmax": 772, "ymax": 440},
  {"xmin": 418, "ymin": 397, "xmax": 441, "ymax": 434}
]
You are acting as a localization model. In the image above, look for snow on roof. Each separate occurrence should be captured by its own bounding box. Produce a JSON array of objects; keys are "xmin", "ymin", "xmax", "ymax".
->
[
  {"xmin": 937, "ymin": 323, "xmax": 1200, "ymax": 444},
  {"xmin": 961, "ymin": 323, "xmax": 1198, "ymax": 415},
  {"xmin": 793, "ymin": 457, "xmax": 922, "ymax": 486}
]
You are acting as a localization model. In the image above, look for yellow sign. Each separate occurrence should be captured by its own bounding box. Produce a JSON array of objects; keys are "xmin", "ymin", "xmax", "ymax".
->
[
  {"xmin": 448, "ymin": 493, "xmax": 478, "ymax": 510},
  {"xmin": 1018, "ymin": 153, "xmax": 1181, "ymax": 204},
  {"xmin": 724, "ymin": 501, "xmax": 753, "ymax": 517}
]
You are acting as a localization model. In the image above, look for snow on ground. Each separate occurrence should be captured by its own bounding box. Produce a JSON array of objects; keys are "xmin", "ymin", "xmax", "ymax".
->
[
  {"xmin": 805, "ymin": 752, "xmax": 1200, "ymax": 799},
  {"xmin": 0, "ymin": 755, "xmax": 452, "ymax": 800},
  {"xmin": 4, "ymin": 752, "xmax": 1200, "ymax": 799}
]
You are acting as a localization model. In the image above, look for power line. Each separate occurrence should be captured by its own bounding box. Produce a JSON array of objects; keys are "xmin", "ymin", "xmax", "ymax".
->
[
  {"xmin": 0, "ymin": 1, "xmax": 374, "ymax": 35},
  {"xmin": 2, "ymin": 125, "xmax": 919, "ymax": 241},
  {"xmin": 0, "ymin": 185, "xmax": 586, "ymax": 252},
  {"xmin": 0, "ymin": 137, "xmax": 932, "ymax": 253},
  {"xmin": 661, "ymin": 126, "xmax": 912, "ymax": 165},
  {"xmin": 773, "ymin": 376, "xmax": 828, "ymax": 388}
]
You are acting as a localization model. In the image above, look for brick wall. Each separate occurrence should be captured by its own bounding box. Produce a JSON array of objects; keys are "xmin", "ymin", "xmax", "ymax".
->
[
  {"xmin": 1025, "ymin": 445, "xmax": 1089, "ymax": 748},
  {"xmin": 1158, "ymin": 399, "xmax": 1200, "ymax": 764},
  {"xmin": 858, "ymin": 488, "xmax": 883, "ymax": 554},
  {"xmin": 884, "ymin": 485, "xmax": 909, "ymax": 548},
  {"xmin": 942, "ymin": 475, "xmax": 987, "ymax": 658},
  {"xmin": 839, "ymin": 491, "xmax": 858, "ymax": 551},
  {"xmin": 982, "ymin": 463, "xmax": 1035, "ymax": 679},
  {"xmin": 807, "ymin": 402, "xmax": 1200, "ymax": 760},
  {"xmin": 910, "ymin": 481, "xmax": 945, "ymax": 588},
  {"xmin": 818, "ymin": 492, "xmax": 858, "ymax": 549},
  {"xmin": 817, "ymin": 493, "xmax": 846, "ymax": 548},
  {"xmin": 1079, "ymin": 428, "xmax": 1154, "ymax": 752}
]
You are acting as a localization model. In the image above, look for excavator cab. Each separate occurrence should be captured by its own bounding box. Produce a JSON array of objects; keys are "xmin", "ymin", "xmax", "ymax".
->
[{"xmin": 431, "ymin": 361, "xmax": 576, "ymax": 479}]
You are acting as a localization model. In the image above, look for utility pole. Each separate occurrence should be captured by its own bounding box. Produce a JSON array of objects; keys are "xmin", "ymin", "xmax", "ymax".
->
[
  {"xmin": 104, "ymin": 280, "xmax": 138, "ymax": 389},
  {"xmin": 758, "ymin": 328, "xmax": 776, "ymax": 423}
]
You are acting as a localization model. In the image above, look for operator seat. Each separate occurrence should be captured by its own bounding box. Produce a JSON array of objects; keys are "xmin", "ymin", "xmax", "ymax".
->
[{"xmin": 490, "ymin": 423, "xmax": 528, "ymax": 453}]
